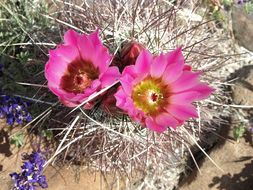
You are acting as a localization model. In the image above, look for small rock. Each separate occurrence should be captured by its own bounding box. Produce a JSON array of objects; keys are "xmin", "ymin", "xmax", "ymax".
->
[
  {"xmin": 232, "ymin": 6, "xmax": 253, "ymax": 52},
  {"xmin": 232, "ymin": 65, "xmax": 253, "ymax": 106}
]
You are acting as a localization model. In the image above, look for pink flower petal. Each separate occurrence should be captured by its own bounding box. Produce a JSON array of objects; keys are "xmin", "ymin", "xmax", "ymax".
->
[
  {"xmin": 77, "ymin": 34, "xmax": 97, "ymax": 62},
  {"xmin": 134, "ymin": 111, "xmax": 145, "ymax": 123},
  {"xmin": 47, "ymin": 50, "xmax": 68, "ymax": 76},
  {"xmin": 162, "ymin": 63, "xmax": 183, "ymax": 84},
  {"xmin": 88, "ymin": 29, "xmax": 101, "ymax": 47},
  {"xmin": 122, "ymin": 65, "xmax": 137, "ymax": 78},
  {"xmin": 165, "ymin": 47, "xmax": 184, "ymax": 66},
  {"xmin": 45, "ymin": 66, "xmax": 60, "ymax": 87},
  {"xmin": 134, "ymin": 50, "xmax": 153, "ymax": 74},
  {"xmin": 120, "ymin": 74, "xmax": 134, "ymax": 95},
  {"xmin": 77, "ymin": 30, "xmax": 112, "ymax": 73},
  {"xmin": 54, "ymin": 45, "xmax": 80, "ymax": 62},
  {"xmin": 100, "ymin": 66, "xmax": 120, "ymax": 88},
  {"xmin": 48, "ymin": 87, "xmax": 84, "ymax": 107},
  {"xmin": 121, "ymin": 42, "xmax": 145, "ymax": 67},
  {"xmin": 166, "ymin": 104, "xmax": 198, "ymax": 120},
  {"xmin": 150, "ymin": 53, "xmax": 168, "ymax": 78},
  {"xmin": 190, "ymin": 83, "xmax": 215, "ymax": 100},
  {"xmin": 170, "ymin": 71, "xmax": 201, "ymax": 93},
  {"xmin": 64, "ymin": 29, "xmax": 79, "ymax": 45},
  {"xmin": 60, "ymin": 98, "xmax": 79, "ymax": 107},
  {"xmin": 83, "ymin": 102, "xmax": 96, "ymax": 110},
  {"xmin": 123, "ymin": 97, "xmax": 140, "ymax": 117},
  {"xmin": 115, "ymin": 87, "xmax": 145, "ymax": 123},
  {"xmin": 155, "ymin": 112, "xmax": 179, "ymax": 128},
  {"xmin": 114, "ymin": 87, "xmax": 127, "ymax": 108},
  {"xmin": 183, "ymin": 65, "xmax": 192, "ymax": 71},
  {"xmin": 162, "ymin": 48, "xmax": 185, "ymax": 83},
  {"xmin": 45, "ymin": 55, "xmax": 68, "ymax": 87},
  {"xmin": 82, "ymin": 79, "xmax": 101, "ymax": 96},
  {"xmin": 170, "ymin": 91, "xmax": 200, "ymax": 104},
  {"xmin": 59, "ymin": 91, "xmax": 93, "ymax": 107},
  {"xmin": 132, "ymin": 73, "xmax": 149, "ymax": 86},
  {"xmin": 88, "ymin": 30, "xmax": 112, "ymax": 71},
  {"xmin": 96, "ymin": 52, "xmax": 112, "ymax": 73},
  {"xmin": 146, "ymin": 117, "xmax": 167, "ymax": 133}
]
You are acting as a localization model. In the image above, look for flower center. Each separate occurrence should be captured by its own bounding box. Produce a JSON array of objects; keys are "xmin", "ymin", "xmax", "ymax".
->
[
  {"xmin": 132, "ymin": 77, "xmax": 171, "ymax": 115},
  {"xmin": 74, "ymin": 73, "xmax": 91, "ymax": 88},
  {"xmin": 149, "ymin": 91, "xmax": 159, "ymax": 103},
  {"xmin": 60, "ymin": 59, "xmax": 99, "ymax": 93}
]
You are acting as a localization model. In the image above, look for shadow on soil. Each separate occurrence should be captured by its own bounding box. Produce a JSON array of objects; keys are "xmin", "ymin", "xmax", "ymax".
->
[
  {"xmin": 0, "ymin": 129, "xmax": 12, "ymax": 171},
  {"xmin": 229, "ymin": 65, "xmax": 253, "ymax": 90},
  {"xmin": 178, "ymin": 119, "xmax": 231, "ymax": 187},
  {"xmin": 208, "ymin": 128, "xmax": 253, "ymax": 190},
  {"xmin": 244, "ymin": 130, "xmax": 253, "ymax": 148},
  {"xmin": 207, "ymin": 65, "xmax": 253, "ymax": 190},
  {"xmin": 209, "ymin": 159, "xmax": 253, "ymax": 190}
]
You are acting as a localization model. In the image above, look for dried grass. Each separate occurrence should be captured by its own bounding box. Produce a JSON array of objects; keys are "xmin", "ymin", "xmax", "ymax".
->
[{"xmin": 1, "ymin": 0, "xmax": 249, "ymax": 189}]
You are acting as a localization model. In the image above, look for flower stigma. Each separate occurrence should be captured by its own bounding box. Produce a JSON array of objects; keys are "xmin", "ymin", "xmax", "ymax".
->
[
  {"xmin": 60, "ymin": 60, "xmax": 99, "ymax": 94},
  {"xmin": 132, "ymin": 77, "xmax": 170, "ymax": 115}
]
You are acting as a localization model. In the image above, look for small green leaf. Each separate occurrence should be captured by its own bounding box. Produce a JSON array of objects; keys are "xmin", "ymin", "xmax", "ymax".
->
[
  {"xmin": 16, "ymin": 51, "xmax": 30, "ymax": 64},
  {"xmin": 221, "ymin": 0, "xmax": 233, "ymax": 7},
  {"xmin": 41, "ymin": 129, "xmax": 53, "ymax": 140},
  {"xmin": 244, "ymin": 2, "xmax": 253, "ymax": 15},
  {"xmin": 212, "ymin": 10, "xmax": 225, "ymax": 23},
  {"xmin": 233, "ymin": 126, "xmax": 246, "ymax": 142},
  {"xmin": 10, "ymin": 133, "xmax": 24, "ymax": 148}
]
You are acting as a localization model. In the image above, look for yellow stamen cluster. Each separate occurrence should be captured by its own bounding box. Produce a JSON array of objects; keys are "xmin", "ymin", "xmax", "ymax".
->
[{"xmin": 131, "ymin": 77, "xmax": 170, "ymax": 116}]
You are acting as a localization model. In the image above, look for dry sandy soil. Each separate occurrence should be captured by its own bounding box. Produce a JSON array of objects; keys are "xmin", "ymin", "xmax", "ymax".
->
[
  {"xmin": 179, "ymin": 125, "xmax": 253, "ymax": 190},
  {"xmin": 0, "ymin": 122, "xmax": 126, "ymax": 190},
  {"xmin": 1, "ymin": 120, "xmax": 253, "ymax": 190}
]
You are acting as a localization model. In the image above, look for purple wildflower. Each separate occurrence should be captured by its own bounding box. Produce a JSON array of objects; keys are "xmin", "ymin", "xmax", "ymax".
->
[
  {"xmin": 10, "ymin": 152, "xmax": 48, "ymax": 190},
  {"xmin": 0, "ymin": 95, "xmax": 32, "ymax": 125},
  {"xmin": 249, "ymin": 118, "xmax": 253, "ymax": 133},
  {"xmin": 236, "ymin": 0, "xmax": 250, "ymax": 4}
]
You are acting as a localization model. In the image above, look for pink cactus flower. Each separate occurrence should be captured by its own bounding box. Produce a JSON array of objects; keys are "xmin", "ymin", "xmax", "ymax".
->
[
  {"xmin": 45, "ymin": 29, "xmax": 120, "ymax": 107},
  {"xmin": 102, "ymin": 42, "xmax": 145, "ymax": 113},
  {"xmin": 111, "ymin": 41, "xmax": 145, "ymax": 72},
  {"xmin": 121, "ymin": 41, "xmax": 145, "ymax": 68},
  {"xmin": 115, "ymin": 48, "xmax": 214, "ymax": 133}
]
